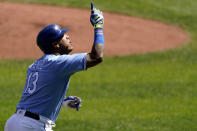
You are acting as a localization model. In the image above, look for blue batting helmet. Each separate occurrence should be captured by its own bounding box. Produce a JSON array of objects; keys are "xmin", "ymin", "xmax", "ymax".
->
[{"xmin": 36, "ymin": 24, "xmax": 69, "ymax": 53}]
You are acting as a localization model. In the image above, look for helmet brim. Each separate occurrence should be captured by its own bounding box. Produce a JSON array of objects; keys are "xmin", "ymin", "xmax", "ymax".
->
[
  {"xmin": 61, "ymin": 28, "xmax": 70, "ymax": 35},
  {"xmin": 57, "ymin": 28, "xmax": 70, "ymax": 41}
]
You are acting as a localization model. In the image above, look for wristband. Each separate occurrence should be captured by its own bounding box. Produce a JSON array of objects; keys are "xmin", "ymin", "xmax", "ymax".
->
[{"xmin": 94, "ymin": 28, "xmax": 104, "ymax": 45}]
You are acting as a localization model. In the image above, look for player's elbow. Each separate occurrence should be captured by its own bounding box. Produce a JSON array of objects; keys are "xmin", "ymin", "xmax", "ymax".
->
[
  {"xmin": 96, "ymin": 56, "xmax": 103, "ymax": 64},
  {"xmin": 86, "ymin": 53, "xmax": 104, "ymax": 68}
]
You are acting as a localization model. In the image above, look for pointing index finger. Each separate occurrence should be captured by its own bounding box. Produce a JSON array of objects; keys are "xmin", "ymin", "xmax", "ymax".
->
[{"xmin": 91, "ymin": 2, "xmax": 94, "ymax": 10}]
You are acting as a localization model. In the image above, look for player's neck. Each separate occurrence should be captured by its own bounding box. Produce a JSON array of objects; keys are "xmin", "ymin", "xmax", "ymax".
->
[
  {"xmin": 53, "ymin": 52, "xmax": 61, "ymax": 55},
  {"xmin": 53, "ymin": 52, "xmax": 70, "ymax": 55}
]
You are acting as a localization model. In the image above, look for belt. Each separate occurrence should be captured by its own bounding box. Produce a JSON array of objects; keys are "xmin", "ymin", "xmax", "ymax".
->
[
  {"xmin": 16, "ymin": 109, "xmax": 40, "ymax": 120},
  {"xmin": 16, "ymin": 109, "xmax": 56, "ymax": 128},
  {"xmin": 24, "ymin": 111, "xmax": 40, "ymax": 120}
]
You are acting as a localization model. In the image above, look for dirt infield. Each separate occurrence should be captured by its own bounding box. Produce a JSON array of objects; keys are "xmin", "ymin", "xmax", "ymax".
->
[{"xmin": 0, "ymin": 2, "xmax": 189, "ymax": 59}]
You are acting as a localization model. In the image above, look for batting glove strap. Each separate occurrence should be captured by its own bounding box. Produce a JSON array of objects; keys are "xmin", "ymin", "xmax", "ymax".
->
[
  {"xmin": 62, "ymin": 96, "xmax": 82, "ymax": 111},
  {"xmin": 94, "ymin": 22, "xmax": 104, "ymax": 29}
]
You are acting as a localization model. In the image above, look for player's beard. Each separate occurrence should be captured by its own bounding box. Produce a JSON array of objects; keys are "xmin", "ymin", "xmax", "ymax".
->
[{"xmin": 59, "ymin": 44, "xmax": 73, "ymax": 55}]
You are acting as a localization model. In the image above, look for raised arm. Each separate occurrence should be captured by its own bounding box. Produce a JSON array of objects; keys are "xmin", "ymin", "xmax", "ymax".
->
[{"xmin": 86, "ymin": 2, "xmax": 105, "ymax": 69}]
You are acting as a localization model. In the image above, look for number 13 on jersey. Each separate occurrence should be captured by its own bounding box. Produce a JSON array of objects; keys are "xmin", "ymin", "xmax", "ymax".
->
[{"xmin": 24, "ymin": 72, "xmax": 39, "ymax": 94}]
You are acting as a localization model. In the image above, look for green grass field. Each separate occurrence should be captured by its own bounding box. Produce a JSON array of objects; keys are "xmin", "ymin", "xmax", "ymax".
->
[{"xmin": 1, "ymin": 0, "xmax": 197, "ymax": 130}]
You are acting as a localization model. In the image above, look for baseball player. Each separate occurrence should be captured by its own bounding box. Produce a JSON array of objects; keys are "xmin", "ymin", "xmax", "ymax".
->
[{"xmin": 4, "ymin": 2, "xmax": 104, "ymax": 131}]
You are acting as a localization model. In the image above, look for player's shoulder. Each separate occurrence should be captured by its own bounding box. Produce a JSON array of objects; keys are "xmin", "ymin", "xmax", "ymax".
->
[
  {"xmin": 31, "ymin": 53, "xmax": 87, "ymax": 66},
  {"xmin": 28, "ymin": 54, "xmax": 63, "ymax": 70},
  {"xmin": 46, "ymin": 53, "xmax": 87, "ymax": 62},
  {"xmin": 44, "ymin": 54, "xmax": 71, "ymax": 62}
]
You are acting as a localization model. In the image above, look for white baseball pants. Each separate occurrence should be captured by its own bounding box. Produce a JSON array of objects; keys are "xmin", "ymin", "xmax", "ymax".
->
[{"xmin": 4, "ymin": 110, "xmax": 55, "ymax": 131}]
